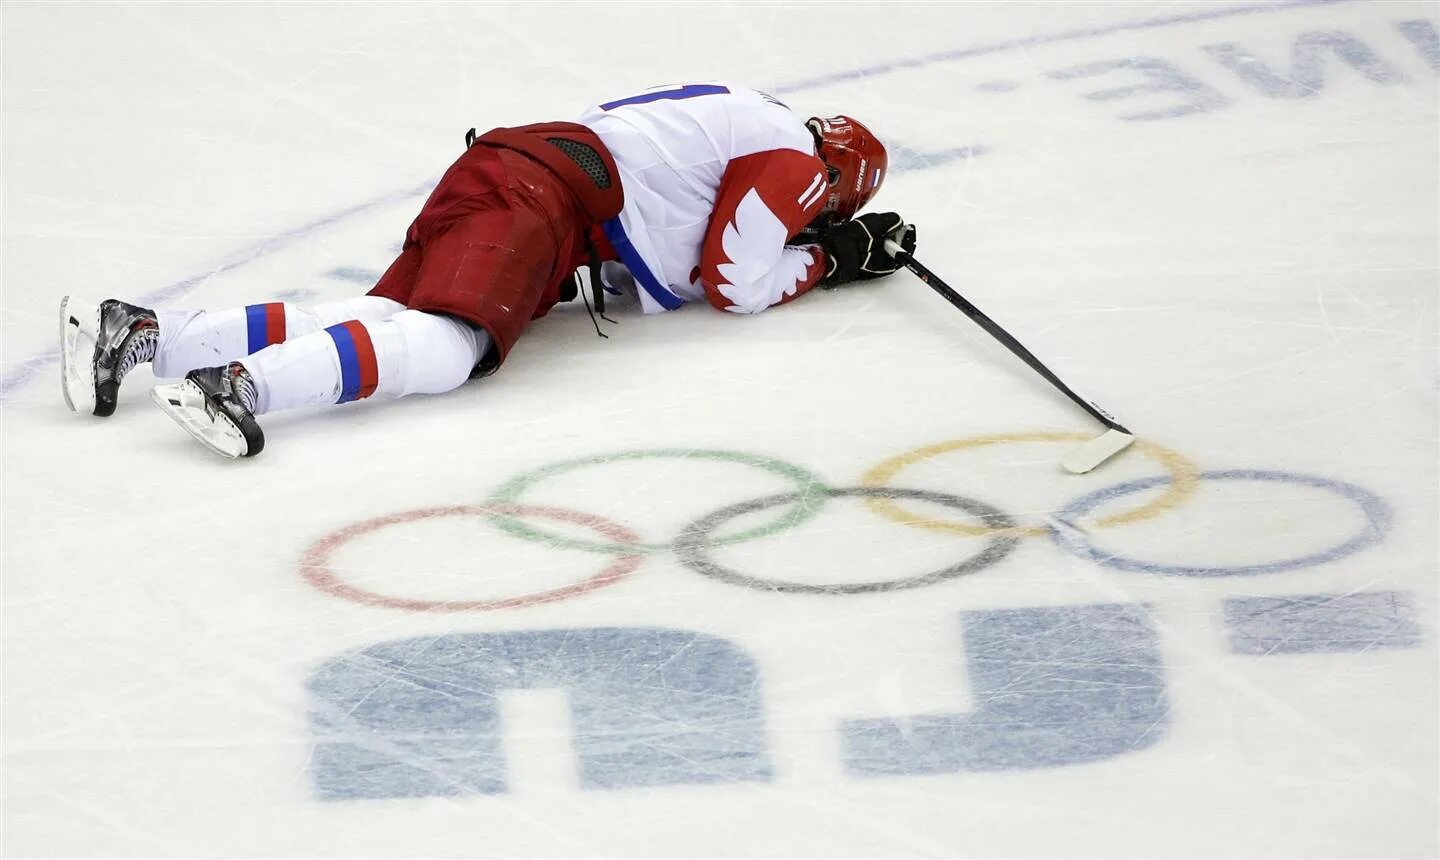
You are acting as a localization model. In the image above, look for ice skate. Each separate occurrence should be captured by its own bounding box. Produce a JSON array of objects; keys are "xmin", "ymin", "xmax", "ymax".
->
[
  {"xmin": 150, "ymin": 363, "xmax": 266, "ymax": 459},
  {"xmin": 59, "ymin": 296, "xmax": 159, "ymax": 416}
]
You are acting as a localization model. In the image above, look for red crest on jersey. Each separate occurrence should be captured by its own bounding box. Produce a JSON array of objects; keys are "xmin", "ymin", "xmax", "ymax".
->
[{"xmin": 807, "ymin": 115, "xmax": 888, "ymax": 221}]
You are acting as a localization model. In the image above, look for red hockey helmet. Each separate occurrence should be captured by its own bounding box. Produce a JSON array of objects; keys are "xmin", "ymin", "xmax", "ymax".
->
[{"xmin": 807, "ymin": 114, "xmax": 888, "ymax": 221}]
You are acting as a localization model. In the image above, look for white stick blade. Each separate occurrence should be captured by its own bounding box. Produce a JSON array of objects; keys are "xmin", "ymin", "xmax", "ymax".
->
[{"xmin": 1061, "ymin": 429, "xmax": 1136, "ymax": 474}]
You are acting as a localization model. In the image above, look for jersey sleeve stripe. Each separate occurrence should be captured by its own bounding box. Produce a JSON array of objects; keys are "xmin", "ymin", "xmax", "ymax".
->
[{"xmin": 797, "ymin": 172, "xmax": 824, "ymax": 206}]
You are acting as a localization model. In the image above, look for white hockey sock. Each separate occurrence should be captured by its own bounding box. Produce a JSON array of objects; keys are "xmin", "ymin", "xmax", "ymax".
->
[
  {"xmin": 238, "ymin": 310, "xmax": 488, "ymax": 414},
  {"xmin": 152, "ymin": 296, "xmax": 405, "ymax": 378}
]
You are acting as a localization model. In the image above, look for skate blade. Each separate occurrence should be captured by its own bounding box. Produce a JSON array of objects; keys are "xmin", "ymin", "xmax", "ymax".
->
[
  {"xmin": 150, "ymin": 380, "xmax": 249, "ymax": 459},
  {"xmin": 58, "ymin": 295, "xmax": 99, "ymax": 414}
]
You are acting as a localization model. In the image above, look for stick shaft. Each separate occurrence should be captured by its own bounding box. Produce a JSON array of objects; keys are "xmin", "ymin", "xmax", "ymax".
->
[{"xmin": 888, "ymin": 243, "xmax": 1131, "ymax": 434}]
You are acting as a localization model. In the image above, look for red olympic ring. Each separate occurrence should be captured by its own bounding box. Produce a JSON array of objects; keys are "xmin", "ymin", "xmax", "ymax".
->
[{"xmin": 299, "ymin": 504, "xmax": 645, "ymax": 612}]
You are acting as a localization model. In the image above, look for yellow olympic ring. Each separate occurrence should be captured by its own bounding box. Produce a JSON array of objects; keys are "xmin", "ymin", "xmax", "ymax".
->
[{"xmin": 859, "ymin": 431, "xmax": 1201, "ymax": 538}]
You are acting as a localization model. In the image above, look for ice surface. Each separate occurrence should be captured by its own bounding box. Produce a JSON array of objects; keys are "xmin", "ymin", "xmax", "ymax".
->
[{"xmin": 3, "ymin": 1, "xmax": 1437, "ymax": 857}]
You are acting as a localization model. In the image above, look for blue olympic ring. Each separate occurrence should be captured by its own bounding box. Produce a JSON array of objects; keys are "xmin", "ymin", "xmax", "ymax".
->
[{"xmin": 1050, "ymin": 469, "xmax": 1393, "ymax": 577}]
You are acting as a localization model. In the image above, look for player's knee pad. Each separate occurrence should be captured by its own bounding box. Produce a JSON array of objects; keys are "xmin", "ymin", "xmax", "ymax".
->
[
  {"xmin": 244, "ymin": 309, "xmax": 484, "ymax": 412},
  {"xmin": 372, "ymin": 310, "xmax": 487, "ymax": 398}
]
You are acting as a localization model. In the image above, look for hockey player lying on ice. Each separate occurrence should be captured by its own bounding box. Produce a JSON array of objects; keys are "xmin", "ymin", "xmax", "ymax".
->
[{"xmin": 60, "ymin": 82, "xmax": 917, "ymax": 458}]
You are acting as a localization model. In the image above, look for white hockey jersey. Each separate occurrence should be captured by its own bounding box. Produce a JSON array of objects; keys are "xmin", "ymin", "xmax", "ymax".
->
[{"xmin": 577, "ymin": 83, "xmax": 829, "ymax": 314}]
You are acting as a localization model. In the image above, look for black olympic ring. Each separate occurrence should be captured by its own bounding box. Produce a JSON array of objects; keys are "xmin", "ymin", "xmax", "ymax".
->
[{"xmin": 673, "ymin": 486, "xmax": 1020, "ymax": 594}]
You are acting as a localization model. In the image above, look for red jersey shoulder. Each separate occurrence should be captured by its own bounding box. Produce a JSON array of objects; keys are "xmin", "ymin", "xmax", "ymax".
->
[
  {"xmin": 716, "ymin": 148, "xmax": 829, "ymax": 239},
  {"xmin": 696, "ymin": 147, "xmax": 828, "ymax": 312}
]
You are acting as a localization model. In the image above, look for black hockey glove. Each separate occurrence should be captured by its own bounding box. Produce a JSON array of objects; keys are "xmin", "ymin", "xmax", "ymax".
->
[{"xmin": 818, "ymin": 212, "xmax": 917, "ymax": 288}]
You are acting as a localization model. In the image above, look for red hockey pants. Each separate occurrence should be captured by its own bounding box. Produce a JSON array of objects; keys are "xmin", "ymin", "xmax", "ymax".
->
[{"xmin": 368, "ymin": 144, "xmax": 590, "ymax": 370}]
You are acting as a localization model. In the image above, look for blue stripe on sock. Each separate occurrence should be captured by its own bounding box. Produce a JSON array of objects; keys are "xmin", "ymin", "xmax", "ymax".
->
[
  {"xmin": 245, "ymin": 305, "xmax": 268, "ymax": 354},
  {"xmin": 325, "ymin": 324, "xmax": 362, "ymax": 403}
]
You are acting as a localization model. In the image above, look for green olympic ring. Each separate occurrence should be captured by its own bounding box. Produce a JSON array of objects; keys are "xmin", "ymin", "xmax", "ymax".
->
[{"xmin": 485, "ymin": 448, "xmax": 831, "ymax": 554}]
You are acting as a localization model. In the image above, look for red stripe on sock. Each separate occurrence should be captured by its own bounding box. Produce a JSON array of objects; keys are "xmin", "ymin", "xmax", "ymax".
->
[
  {"xmin": 340, "ymin": 320, "xmax": 379, "ymax": 399},
  {"xmin": 265, "ymin": 303, "xmax": 287, "ymax": 346}
]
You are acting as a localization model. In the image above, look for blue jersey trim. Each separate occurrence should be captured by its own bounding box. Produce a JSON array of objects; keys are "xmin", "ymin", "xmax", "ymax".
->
[{"xmin": 602, "ymin": 218, "xmax": 684, "ymax": 311}]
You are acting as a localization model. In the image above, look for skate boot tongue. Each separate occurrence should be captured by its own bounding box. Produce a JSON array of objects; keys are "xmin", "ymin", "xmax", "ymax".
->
[{"xmin": 228, "ymin": 363, "xmax": 259, "ymax": 413}]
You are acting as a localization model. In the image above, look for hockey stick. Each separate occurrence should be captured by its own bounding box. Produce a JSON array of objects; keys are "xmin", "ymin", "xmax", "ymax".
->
[{"xmin": 884, "ymin": 239, "xmax": 1136, "ymax": 474}]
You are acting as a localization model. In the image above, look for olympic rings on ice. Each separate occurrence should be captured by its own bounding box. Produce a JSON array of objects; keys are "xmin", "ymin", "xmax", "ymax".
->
[
  {"xmin": 487, "ymin": 449, "xmax": 830, "ymax": 554},
  {"xmin": 674, "ymin": 487, "xmax": 1019, "ymax": 594},
  {"xmin": 299, "ymin": 504, "xmax": 644, "ymax": 612},
  {"xmin": 860, "ymin": 431, "xmax": 1201, "ymax": 538},
  {"xmin": 1049, "ymin": 469, "xmax": 1394, "ymax": 577},
  {"xmin": 298, "ymin": 439, "xmax": 1396, "ymax": 611}
]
